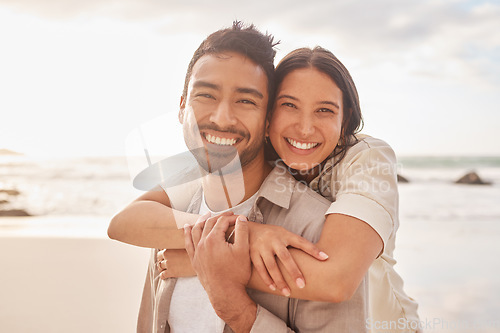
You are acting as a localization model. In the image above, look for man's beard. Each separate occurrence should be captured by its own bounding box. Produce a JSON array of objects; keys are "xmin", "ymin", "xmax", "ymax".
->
[{"xmin": 183, "ymin": 123, "xmax": 265, "ymax": 175}]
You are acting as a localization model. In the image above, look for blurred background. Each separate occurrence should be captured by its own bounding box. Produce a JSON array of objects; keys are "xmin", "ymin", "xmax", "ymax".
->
[{"xmin": 1, "ymin": 0, "xmax": 500, "ymax": 332}]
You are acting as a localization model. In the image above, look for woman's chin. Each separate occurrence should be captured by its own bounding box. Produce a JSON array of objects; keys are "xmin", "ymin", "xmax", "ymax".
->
[{"xmin": 286, "ymin": 161, "xmax": 321, "ymax": 176}]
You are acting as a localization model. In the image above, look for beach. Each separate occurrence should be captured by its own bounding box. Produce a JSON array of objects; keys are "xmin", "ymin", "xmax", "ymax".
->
[
  {"xmin": 0, "ymin": 216, "xmax": 150, "ymax": 333},
  {"xmin": 1, "ymin": 155, "xmax": 500, "ymax": 332},
  {"xmin": 396, "ymin": 184, "xmax": 500, "ymax": 332}
]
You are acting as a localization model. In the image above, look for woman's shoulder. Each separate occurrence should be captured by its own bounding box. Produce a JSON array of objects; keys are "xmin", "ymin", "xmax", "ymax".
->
[
  {"xmin": 341, "ymin": 134, "xmax": 396, "ymax": 165},
  {"xmin": 351, "ymin": 134, "xmax": 393, "ymax": 151}
]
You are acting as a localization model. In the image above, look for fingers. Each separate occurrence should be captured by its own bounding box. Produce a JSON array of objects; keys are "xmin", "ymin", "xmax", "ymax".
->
[
  {"xmin": 261, "ymin": 253, "xmax": 291, "ymax": 297},
  {"xmin": 195, "ymin": 211, "xmax": 211, "ymax": 224},
  {"xmin": 203, "ymin": 211, "xmax": 235, "ymax": 239},
  {"xmin": 250, "ymin": 252, "xmax": 277, "ymax": 292},
  {"xmin": 191, "ymin": 221, "xmax": 204, "ymax": 247},
  {"xmin": 156, "ymin": 259, "xmax": 166, "ymax": 270},
  {"xmin": 274, "ymin": 246, "xmax": 305, "ymax": 290},
  {"xmin": 234, "ymin": 216, "xmax": 249, "ymax": 251},
  {"xmin": 184, "ymin": 224, "xmax": 195, "ymax": 260},
  {"xmin": 156, "ymin": 249, "xmax": 166, "ymax": 262},
  {"xmin": 290, "ymin": 235, "xmax": 329, "ymax": 261}
]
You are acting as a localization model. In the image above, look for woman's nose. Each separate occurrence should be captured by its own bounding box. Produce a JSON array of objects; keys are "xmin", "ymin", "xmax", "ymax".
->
[{"xmin": 296, "ymin": 115, "xmax": 315, "ymax": 137}]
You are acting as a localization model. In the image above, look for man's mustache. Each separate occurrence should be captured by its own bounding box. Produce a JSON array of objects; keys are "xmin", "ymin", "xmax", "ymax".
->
[{"xmin": 197, "ymin": 124, "xmax": 249, "ymax": 139}]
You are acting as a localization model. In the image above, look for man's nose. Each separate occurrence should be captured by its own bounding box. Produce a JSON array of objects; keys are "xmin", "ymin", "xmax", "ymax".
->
[{"xmin": 209, "ymin": 101, "xmax": 237, "ymax": 127}]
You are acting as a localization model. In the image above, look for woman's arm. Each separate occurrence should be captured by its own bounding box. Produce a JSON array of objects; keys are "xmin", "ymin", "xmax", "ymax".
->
[
  {"xmin": 158, "ymin": 213, "xmax": 382, "ymax": 303},
  {"xmin": 247, "ymin": 213, "xmax": 382, "ymax": 302},
  {"xmin": 107, "ymin": 186, "xmax": 200, "ymax": 249}
]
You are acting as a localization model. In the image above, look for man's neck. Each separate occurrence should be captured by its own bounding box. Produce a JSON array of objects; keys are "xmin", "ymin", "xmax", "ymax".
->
[{"xmin": 201, "ymin": 156, "xmax": 272, "ymax": 212}]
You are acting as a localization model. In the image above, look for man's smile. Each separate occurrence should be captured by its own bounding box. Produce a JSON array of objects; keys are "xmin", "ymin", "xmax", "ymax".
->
[{"xmin": 201, "ymin": 130, "xmax": 243, "ymax": 147}]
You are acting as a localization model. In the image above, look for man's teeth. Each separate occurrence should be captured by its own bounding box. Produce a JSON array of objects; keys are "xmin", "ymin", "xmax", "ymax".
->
[
  {"xmin": 205, "ymin": 134, "xmax": 237, "ymax": 146},
  {"xmin": 287, "ymin": 138, "xmax": 319, "ymax": 150}
]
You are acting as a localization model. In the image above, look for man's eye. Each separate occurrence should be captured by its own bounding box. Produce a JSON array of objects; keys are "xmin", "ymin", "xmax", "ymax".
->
[
  {"xmin": 197, "ymin": 94, "xmax": 214, "ymax": 99},
  {"xmin": 239, "ymin": 99, "xmax": 256, "ymax": 105}
]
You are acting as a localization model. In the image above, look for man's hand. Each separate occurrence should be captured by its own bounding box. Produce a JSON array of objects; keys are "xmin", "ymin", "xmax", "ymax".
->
[{"xmin": 184, "ymin": 214, "xmax": 257, "ymax": 333}]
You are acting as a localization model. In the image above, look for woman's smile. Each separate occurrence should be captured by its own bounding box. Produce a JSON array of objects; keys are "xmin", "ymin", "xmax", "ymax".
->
[
  {"xmin": 268, "ymin": 67, "xmax": 344, "ymax": 173},
  {"xmin": 284, "ymin": 137, "xmax": 321, "ymax": 153}
]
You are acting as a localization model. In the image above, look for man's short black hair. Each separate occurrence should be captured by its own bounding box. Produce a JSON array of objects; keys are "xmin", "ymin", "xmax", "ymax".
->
[{"xmin": 182, "ymin": 21, "xmax": 278, "ymax": 112}]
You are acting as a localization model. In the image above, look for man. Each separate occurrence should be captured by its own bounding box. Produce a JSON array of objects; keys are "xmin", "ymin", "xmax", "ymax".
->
[{"xmin": 109, "ymin": 21, "xmax": 368, "ymax": 332}]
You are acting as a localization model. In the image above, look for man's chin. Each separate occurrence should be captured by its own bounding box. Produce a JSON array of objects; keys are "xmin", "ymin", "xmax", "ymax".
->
[{"xmin": 191, "ymin": 146, "xmax": 241, "ymax": 174}]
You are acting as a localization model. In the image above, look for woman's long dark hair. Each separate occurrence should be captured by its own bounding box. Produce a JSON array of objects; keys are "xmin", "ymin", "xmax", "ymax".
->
[{"xmin": 266, "ymin": 47, "xmax": 364, "ymax": 190}]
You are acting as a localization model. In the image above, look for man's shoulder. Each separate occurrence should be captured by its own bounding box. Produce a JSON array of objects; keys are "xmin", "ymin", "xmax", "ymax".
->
[
  {"xmin": 257, "ymin": 165, "xmax": 331, "ymax": 242},
  {"xmin": 290, "ymin": 178, "xmax": 331, "ymax": 209},
  {"xmin": 259, "ymin": 164, "xmax": 330, "ymax": 211}
]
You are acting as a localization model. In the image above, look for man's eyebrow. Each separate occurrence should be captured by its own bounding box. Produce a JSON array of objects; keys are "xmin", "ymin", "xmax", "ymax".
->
[
  {"xmin": 192, "ymin": 80, "xmax": 220, "ymax": 90},
  {"xmin": 236, "ymin": 87, "xmax": 264, "ymax": 99},
  {"xmin": 277, "ymin": 94, "xmax": 340, "ymax": 109}
]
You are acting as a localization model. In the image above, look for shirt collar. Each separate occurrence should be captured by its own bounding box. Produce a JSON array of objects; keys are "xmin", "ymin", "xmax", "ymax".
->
[{"xmin": 254, "ymin": 163, "xmax": 296, "ymax": 210}]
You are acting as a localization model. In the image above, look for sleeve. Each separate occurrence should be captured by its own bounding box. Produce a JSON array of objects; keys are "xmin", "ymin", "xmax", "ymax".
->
[
  {"xmin": 249, "ymin": 305, "xmax": 296, "ymax": 333},
  {"xmin": 137, "ymin": 249, "xmax": 158, "ymax": 333},
  {"xmin": 325, "ymin": 138, "xmax": 399, "ymax": 253}
]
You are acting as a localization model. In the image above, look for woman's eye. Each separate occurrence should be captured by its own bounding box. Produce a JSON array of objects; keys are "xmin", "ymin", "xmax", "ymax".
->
[
  {"xmin": 318, "ymin": 108, "xmax": 335, "ymax": 114},
  {"xmin": 281, "ymin": 102, "xmax": 296, "ymax": 108}
]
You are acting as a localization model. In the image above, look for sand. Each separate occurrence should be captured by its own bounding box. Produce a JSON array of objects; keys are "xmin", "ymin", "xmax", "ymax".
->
[
  {"xmin": 2, "ymin": 214, "xmax": 500, "ymax": 333},
  {"xmin": 0, "ymin": 216, "xmax": 150, "ymax": 333}
]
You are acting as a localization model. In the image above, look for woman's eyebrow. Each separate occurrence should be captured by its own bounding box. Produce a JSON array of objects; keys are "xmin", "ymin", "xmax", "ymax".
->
[
  {"xmin": 320, "ymin": 101, "xmax": 340, "ymax": 110},
  {"xmin": 276, "ymin": 94, "xmax": 298, "ymax": 101},
  {"xmin": 277, "ymin": 94, "xmax": 340, "ymax": 109}
]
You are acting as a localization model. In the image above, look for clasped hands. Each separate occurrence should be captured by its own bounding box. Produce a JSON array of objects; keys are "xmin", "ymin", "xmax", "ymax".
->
[{"xmin": 156, "ymin": 211, "xmax": 329, "ymax": 297}]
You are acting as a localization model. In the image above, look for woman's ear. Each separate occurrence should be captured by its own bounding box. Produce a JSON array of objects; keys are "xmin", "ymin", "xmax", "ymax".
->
[{"xmin": 178, "ymin": 96, "xmax": 186, "ymax": 123}]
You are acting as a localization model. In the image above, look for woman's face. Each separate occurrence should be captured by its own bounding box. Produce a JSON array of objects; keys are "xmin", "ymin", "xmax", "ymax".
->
[{"xmin": 268, "ymin": 67, "xmax": 344, "ymax": 175}]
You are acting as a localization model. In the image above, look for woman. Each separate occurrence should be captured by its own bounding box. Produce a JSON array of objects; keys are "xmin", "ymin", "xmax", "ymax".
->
[
  {"xmin": 251, "ymin": 47, "xmax": 420, "ymax": 331},
  {"xmin": 110, "ymin": 46, "xmax": 420, "ymax": 332}
]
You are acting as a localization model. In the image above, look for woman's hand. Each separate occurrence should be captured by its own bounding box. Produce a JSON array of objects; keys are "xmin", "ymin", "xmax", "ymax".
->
[
  {"xmin": 248, "ymin": 222, "xmax": 329, "ymax": 296},
  {"xmin": 156, "ymin": 249, "xmax": 196, "ymax": 279}
]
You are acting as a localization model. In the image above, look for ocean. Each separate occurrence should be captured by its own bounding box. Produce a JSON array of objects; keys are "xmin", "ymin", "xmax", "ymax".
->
[
  {"xmin": 2, "ymin": 154, "xmax": 500, "ymax": 332},
  {"xmin": 1, "ymin": 154, "xmax": 499, "ymax": 218}
]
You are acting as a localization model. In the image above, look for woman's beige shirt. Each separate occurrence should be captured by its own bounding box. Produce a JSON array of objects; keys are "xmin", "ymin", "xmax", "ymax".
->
[{"xmin": 309, "ymin": 135, "xmax": 420, "ymax": 333}]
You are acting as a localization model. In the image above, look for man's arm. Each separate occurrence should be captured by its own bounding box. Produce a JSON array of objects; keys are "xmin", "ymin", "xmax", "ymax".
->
[{"xmin": 107, "ymin": 186, "xmax": 200, "ymax": 249}]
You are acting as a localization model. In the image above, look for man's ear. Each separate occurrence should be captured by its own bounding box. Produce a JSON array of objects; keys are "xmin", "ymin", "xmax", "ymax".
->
[{"xmin": 178, "ymin": 96, "xmax": 186, "ymax": 124}]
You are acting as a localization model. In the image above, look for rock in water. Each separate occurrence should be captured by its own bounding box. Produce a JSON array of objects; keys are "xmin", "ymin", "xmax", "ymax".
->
[
  {"xmin": 455, "ymin": 171, "xmax": 491, "ymax": 185},
  {"xmin": 0, "ymin": 189, "xmax": 21, "ymax": 196},
  {"xmin": 397, "ymin": 174, "xmax": 409, "ymax": 183},
  {"xmin": 0, "ymin": 209, "xmax": 31, "ymax": 217}
]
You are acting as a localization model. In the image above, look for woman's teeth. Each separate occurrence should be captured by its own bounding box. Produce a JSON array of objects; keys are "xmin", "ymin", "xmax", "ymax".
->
[
  {"xmin": 205, "ymin": 134, "xmax": 237, "ymax": 146},
  {"xmin": 287, "ymin": 138, "xmax": 319, "ymax": 150}
]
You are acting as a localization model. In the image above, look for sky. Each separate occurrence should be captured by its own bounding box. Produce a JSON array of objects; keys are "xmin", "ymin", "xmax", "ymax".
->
[{"xmin": 0, "ymin": 0, "xmax": 499, "ymax": 157}]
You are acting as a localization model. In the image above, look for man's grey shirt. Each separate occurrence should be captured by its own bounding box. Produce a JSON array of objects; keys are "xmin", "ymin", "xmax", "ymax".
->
[{"xmin": 137, "ymin": 164, "xmax": 368, "ymax": 332}]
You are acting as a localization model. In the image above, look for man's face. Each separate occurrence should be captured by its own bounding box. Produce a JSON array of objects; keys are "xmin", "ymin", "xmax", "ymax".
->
[{"xmin": 179, "ymin": 52, "xmax": 269, "ymax": 173}]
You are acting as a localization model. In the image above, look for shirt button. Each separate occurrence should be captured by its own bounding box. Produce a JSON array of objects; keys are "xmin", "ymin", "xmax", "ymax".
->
[{"xmin": 160, "ymin": 324, "xmax": 165, "ymax": 329}]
